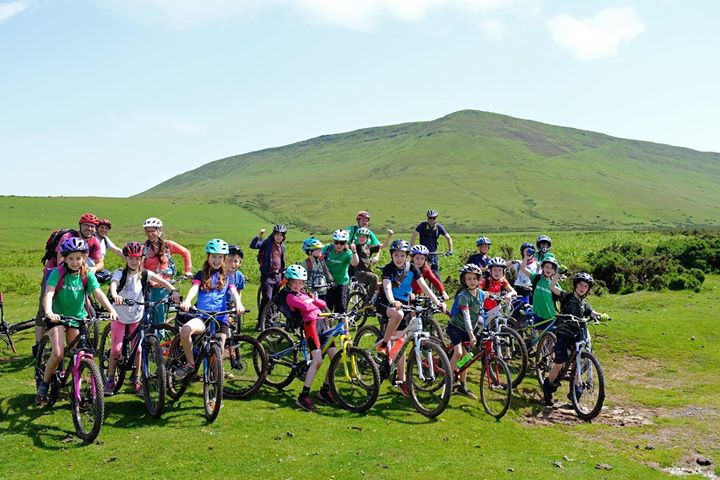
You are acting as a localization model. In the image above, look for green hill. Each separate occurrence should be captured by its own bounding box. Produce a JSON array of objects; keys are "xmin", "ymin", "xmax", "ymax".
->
[{"xmin": 139, "ymin": 110, "xmax": 720, "ymax": 233}]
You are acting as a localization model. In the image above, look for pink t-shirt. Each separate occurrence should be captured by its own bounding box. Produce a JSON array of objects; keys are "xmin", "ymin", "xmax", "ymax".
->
[{"xmin": 286, "ymin": 292, "xmax": 326, "ymax": 324}]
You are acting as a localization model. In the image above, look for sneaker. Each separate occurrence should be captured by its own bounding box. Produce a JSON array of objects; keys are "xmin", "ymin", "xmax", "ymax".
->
[
  {"xmin": 36, "ymin": 380, "xmax": 49, "ymax": 404},
  {"xmin": 317, "ymin": 388, "xmax": 337, "ymax": 404},
  {"xmin": 542, "ymin": 378, "xmax": 555, "ymax": 406},
  {"xmin": 174, "ymin": 364, "xmax": 195, "ymax": 379},
  {"xmin": 134, "ymin": 381, "xmax": 144, "ymax": 397},
  {"xmin": 394, "ymin": 381, "xmax": 409, "ymax": 397},
  {"xmin": 295, "ymin": 395, "xmax": 315, "ymax": 411},
  {"xmin": 456, "ymin": 384, "xmax": 478, "ymax": 400},
  {"xmin": 104, "ymin": 380, "xmax": 116, "ymax": 396}
]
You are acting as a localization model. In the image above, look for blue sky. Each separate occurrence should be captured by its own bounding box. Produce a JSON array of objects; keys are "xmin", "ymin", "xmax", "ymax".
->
[{"xmin": 1, "ymin": 0, "xmax": 717, "ymax": 197}]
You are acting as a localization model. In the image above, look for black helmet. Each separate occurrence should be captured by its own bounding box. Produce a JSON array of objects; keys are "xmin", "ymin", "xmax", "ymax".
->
[
  {"xmin": 459, "ymin": 264, "xmax": 483, "ymax": 286},
  {"xmin": 389, "ymin": 239, "xmax": 411, "ymax": 253},
  {"xmin": 228, "ymin": 244, "xmax": 244, "ymax": 257},
  {"xmin": 426, "ymin": 209, "xmax": 439, "ymax": 218},
  {"xmin": 273, "ymin": 224, "xmax": 287, "ymax": 234},
  {"xmin": 572, "ymin": 272, "xmax": 594, "ymax": 288},
  {"xmin": 536, "ymin": 235, "xmax": 552, "ymax": 248}
]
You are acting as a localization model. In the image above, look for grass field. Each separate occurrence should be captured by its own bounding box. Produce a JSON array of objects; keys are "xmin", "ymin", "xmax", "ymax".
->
[{"xmin": 1, "ymin": 200, "xmax": 718, "ymax": 479}]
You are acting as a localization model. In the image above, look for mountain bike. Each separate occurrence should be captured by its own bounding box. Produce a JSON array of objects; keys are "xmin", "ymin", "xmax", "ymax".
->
[
  {"xmin": 354, "ymin": 304, "xmax": 453, "ymax": 418},
  {"xmin": 97, "ymin": 298, "xmax": 174, "ymax": 418},
  {"xmin": 535, "ymin": 313, "xmax": 607, "ymax": 420},
  {"xmin": 484, "ymin": 294, "xmax": 529, "ymax": 388},
  {"xmin": 257, "ymin": 314, "xmax": 380, "ymax": 412},
  {"xmin": 165, "ymin": 308, "xmax": 227, "ymax": 422},
  {"xmin": 1, "ymin": 292, "xmax": 37, "ymax": 356},
  {"xmin": 507, "ymin": 308, "xmax": 557, "ymax": 385},
  {"xmin": 35, "ymin": 316, "xmax": 105, "ymax": 443},
  {"xmin": 222, "ymin": 309, "xmax": 268, "ymax": 400}
]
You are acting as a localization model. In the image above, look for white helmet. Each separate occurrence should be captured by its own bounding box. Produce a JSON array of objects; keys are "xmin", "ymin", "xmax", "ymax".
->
[
  {"xmin": 143, "ymin": 217, "xmax": 163, "ymax": 228},
  {"xmin": 332, "ymin": 229, "xmax": 350, "ymax": 242}
]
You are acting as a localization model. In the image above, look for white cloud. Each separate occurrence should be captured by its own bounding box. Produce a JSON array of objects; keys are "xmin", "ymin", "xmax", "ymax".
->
[
  {"xmin": 547, "ymin": 7, "xmax": 645, "ymax": 60},
  {"xmin": 0, "ymin": 1, "xmax": 29, "ymax": 22}
]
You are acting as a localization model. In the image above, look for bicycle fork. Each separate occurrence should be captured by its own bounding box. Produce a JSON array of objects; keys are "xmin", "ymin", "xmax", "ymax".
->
[
  {"xmin": 72, "ymin": 351, "xmax": 96, "ymax": 402},
  {"xmin": 414, "ymin": 333, "xmax": 433, "ymax": 382}
]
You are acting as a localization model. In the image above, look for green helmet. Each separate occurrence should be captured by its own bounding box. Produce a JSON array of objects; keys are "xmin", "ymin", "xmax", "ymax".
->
[
  {"xmin": 205, "ymin": 238, "xmax": 229, "ymax": 255},
  {"xmin": 541, "ymin": 256, "xmax": 559, "ymax": 270},
  {"xmin": 285, "ymin": 264, "xmax": 307, "ymax": 280}
]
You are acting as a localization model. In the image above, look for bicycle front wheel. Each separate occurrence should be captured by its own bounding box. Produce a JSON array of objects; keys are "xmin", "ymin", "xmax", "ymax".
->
[
  {"xmin": 256, "ymin": 328, "xmax": 296, "ymax": 389},
  {"xmin": 479, "ymin": 356, "xmax": 512, "ymax": 419},
  {"xmin": 70, "ymin": 356, "xmax": 105, "ymax": 443},
  {"xmin": 223, "ymin": 334, "xmax": 267, "ymax": 399},
  {"xmin": 496, "ymin": 326, "xmax": 528, "ymax": 388},
  {"xmin": 534, "ymin": 332, "xmax": 556, "ymax": 387},
  {"xmin": 406, "ymin": 340, "xmax": 453, "ymax": 418},
  {"xmin": 203, "ymin": 343, "xmax": 224, "ymax": 422},
  {"xmin": 142, "ymin": 335, "xmax": 166, "ymax": 418},
  {"xmin": 571, "ymin": 351, "xmax": 605, "ymax": 421},
  {"xmin": 329, "ymin": 346, "xmax": 380, "ymax": 413},
  {"xmin": 165, "ymin": 336, "xmax": 189, "ymax": 401}
]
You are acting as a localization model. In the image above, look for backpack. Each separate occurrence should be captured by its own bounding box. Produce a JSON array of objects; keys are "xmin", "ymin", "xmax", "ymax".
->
[
  {"xmin": 276, "ymin": 288, "xmax": 303, "ymax": 331},
  {"xmin": 145, "ymin": 241, "xmax": 176, "ymax": 277},
  {"xmin": 449, "ymin": 289, "xmax": 485, "ymax": 321},
  {"xmin": 52, "ymin": 265, "xmax": 89, "ymax": 300},
  {"xmin": 41, "ymin": 228, "xmax": 77, "ymax": 265},
  {"xmin": 113, "ymin": 268, "xmax": 150, "ymax": 299},
  {"xmin": 391, "ymin": 262, "xmax": 411, "ymax": 288}
]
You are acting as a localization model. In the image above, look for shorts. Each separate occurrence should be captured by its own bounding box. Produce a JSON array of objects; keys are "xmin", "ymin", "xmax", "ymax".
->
[
  {"xmin": 552, "ymin": 333, "xmax": 575, "ymax": 364},
  {"xmin": 374, "ymin": 298, "xmax": 409, "ymax": 329},
  {"xmin": 44, "ymin": 319, "xmax": 80, "ymax": 332},
  {"xmin": 303, "ymin": 320, "xmax": 332, "ymax": 351},
  {"xmin": 446, "ymin": 323, "xmax": 471, "ymax": 346}
]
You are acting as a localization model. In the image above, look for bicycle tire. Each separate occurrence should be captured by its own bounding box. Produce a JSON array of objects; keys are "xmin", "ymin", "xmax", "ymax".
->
[
  {"xmin": 70, "ymin": 356, "xmax": 105, "ymax": 443},
  {"xmin": 97, "ymin": 323, "xmax": 125, "ymax": 393},
  {"xmin": 479, "ymin": 356, "xmax": 512, "ymax": 419},
  {"xmin": 203, "ymin": 343, "xmax": 223, "ymax": 422},
  {"xmin": 259, "ymin": 298, "xmax": 286, "ymax": 331},
  {"xmin": 223, "ymin": 334, "xmax": 268, "ymax": 399},
  {"xmin": 496, "ymin": 325, "xmax": 529, "ymax": 388},
  {"xmin": 329, "ymin": 346, "xmax": 380, "ymax": 413},
  {"xmin": 142, "ymin": 335, "xmax": 166, "ymax": 418},
  {"xmin": 165, "ymin": 336, "xmax": 189, "ymax": 401},
  {"xmin": 422, "ymin": 315, "xmax": 446, "ymax": 345},
  {"xmin": 406, "ymin": 340, "xmax": 453, "ymax": 418},
  {"xmin": 571, "ymin": 351, "xmax": 605, "ymax": 421},
  {"xmin": 256, "ymin": 327, "xmax": 296, "ymax": 389},
  {"xmin": 35, "ymin": 336, "xmax": 61, "ymax": 407},
  {"xmin": 85, "ymin": 317, "xmax": 100, "ymax": 353},
  {"xmin": 1, "ymin": 322, "xmax": 17, "ymax": 354},
  {"xmin": 534, "ymin": 331, "xmax": 557, "ymax": 387}
]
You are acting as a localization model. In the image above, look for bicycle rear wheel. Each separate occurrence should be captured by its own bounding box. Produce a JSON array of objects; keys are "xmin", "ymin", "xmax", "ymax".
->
[
  {"xmin": 256, "ymin": 328, "xmax": 296, "ymax": 389},
  {"xmin": 329, "ymin": 346, "xmax": 380, "ymax": 413},
  {"xmin": 203, "ymin": 343, "xmax": 223, "ymax": 422},
  {"xmin": 223, "ymin": 334, "xmax": 267, "ymax": 399},
  {"xmin": 142, "ymin": 335, "xmax": 166, "ymax": 418},
  {"xmin": 165, "ymin": 336, "xmax": 189, "ymax": 401},
  {"xmin": 534, "ymin": 332, "xmax": 556, "ymax": 387},
  {"xmin": 479, "ymin": 356, "xmax": 512, "ymax": 419},
  {"xmin": 70, "ymin": 356, "xmax": 105, "ymax": 443},
  {"xmin": 496, "ymin": 326, "xmax": 528, "ymax": 388},
  {"xmin": 406, "ymin": 340, "xmax": 453, "ymax": 418},
  {"xmin": 571, "ymin": 351, "xmax": 605, "ymax": 421}
]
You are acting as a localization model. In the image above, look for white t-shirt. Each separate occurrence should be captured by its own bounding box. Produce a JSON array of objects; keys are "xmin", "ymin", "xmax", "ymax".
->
[
  {"xmin": 513, "ymin": 260, "xmax": 540, "ymax": 288},
  {"xmin": 111, "ymin": 268, "xmax": 160, "ymax": 324}
]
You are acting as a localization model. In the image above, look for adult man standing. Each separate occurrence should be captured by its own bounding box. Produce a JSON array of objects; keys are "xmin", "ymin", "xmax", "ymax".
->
[{"xmin": 409, "ymin": 209, "xmax": 453, "ymax": 274}]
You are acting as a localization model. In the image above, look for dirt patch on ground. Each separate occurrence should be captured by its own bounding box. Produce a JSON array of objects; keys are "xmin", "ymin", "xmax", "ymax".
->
[
  {"xmin": 521, "ymin": 404, "xmax": 658, "ymax": 427},
  {"xmin": 610, "ymin": 356, "xmax": 684, "ymax": 390},
  {"xmin": 651, "ymin": 453, "xmax": 718, "ymax": 479}
]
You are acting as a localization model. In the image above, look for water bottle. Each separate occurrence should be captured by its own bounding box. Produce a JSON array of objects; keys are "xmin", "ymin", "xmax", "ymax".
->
[{"xmin": 457, "ymin": 351, "xmax": 474, "ymax": 369}]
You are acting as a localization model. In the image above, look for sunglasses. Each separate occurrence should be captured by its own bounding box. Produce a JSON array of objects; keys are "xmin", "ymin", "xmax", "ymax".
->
[
  {"xmin": 334, "ymin": 241, "xmax": 347, "ymax": 245},
  {"xmin": 427, "ymin": 217, "xmax": 438, "ymax": 220}
]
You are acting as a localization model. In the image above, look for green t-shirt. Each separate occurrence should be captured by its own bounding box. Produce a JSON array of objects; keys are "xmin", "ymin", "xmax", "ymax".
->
[
  {"xmin": 449, "ymin": 289, "xmax": 484, "ymax": 332},
  {"xmin": 46, "ymin": 268, "xmax": 100, "ymax": 326},
  {"xmin": 325, "ymin": 248, "xmax": 353, "ymax": 285},
  {"xmin": 347, "ymin": 225, "xmax": 380, "ymax": 246},
  {"xmin": 530, "ymin": 272, "xmax": 555, "ymax": 320}
]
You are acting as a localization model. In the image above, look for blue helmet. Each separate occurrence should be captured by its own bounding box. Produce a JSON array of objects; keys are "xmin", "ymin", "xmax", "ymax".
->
[
  {"xmin": 205, "ymin": 238, "xmax": 229, "ymax": 255},
  {"xmin": 285, "ymin": 264, "xmax": 307, "ymax": 280},
  {"xmin": 476, "ymin": 236, "xmax": 491, "ymax": 246}
]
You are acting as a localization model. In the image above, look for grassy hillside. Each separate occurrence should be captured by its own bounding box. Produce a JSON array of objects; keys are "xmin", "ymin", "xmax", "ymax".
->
[{"xmin": 139, "ymin": 110, "xmax": 720, "ymax": 233}]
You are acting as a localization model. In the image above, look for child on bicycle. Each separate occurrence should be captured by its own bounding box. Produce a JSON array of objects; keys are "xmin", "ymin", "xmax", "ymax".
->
[
  {"xmin": 520, "ymin": 255, "xmax": 561, "ymax": 327},
  {"xmin": 323, "ymin": 229, "xmax": 360, "ymax": 313},
  {"xmin": 466, "ymin": 237, "xmax": 492, "ymax": 270},
  {"xmin": 37, "ymin": 237, "xmax": 119, "ymax": 404},
  {"xmin": 512, "ymin": 242, "xmax": 539, "ymax": 298},
  {"xmin": 106, "ymin": 242, "xmax": 179, "ymax": 396},
  {"xmin": 354, "ymin": 227, "xmax": 393, "ymax": 302},
  {"xmin": 541, "ymin": 272, "xmax": 603, "ymax": 405},
  {"xmin": 410, "ymin": 244, "xmax": 450, "ymax": 301},
  {"xmin": 447, "ymin": 264, "xmax": 485, "ymax": 399},
  {"xmin": 302, "ymin": 237, "xmax": 332, "ymax": 300},
  {"xmin": 480, "ymin": 257, "xmax": 517, "ymax": 323},
  {"xmin": 175, "ymin": 239, "xmax": 244, "ymax": 379},
  {"xmin": 283, "ymin": 264, "xmax": 339, "ymax": 411},
  {"xmin": 376, "ymin": 240, "xmax": 447, "ymax": 395}
]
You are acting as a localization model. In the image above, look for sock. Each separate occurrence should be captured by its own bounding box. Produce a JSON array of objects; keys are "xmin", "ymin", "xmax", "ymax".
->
[{"xmin": 301, "ymin": 386, "xmax": 311, "ymax": 397}]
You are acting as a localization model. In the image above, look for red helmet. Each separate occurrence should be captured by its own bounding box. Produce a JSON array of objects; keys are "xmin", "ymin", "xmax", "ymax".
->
[
  {"xmin": 78, "ymin": 213, "xmax": 99, "ymax": 226},
  {"xmin": 122, "ymin": 242, "xmax": 147, "ymax": 258},
  {"xmin": 356, "ymin": 211, "xmax": 371, "ymax": 220},
  {"xmin": 97, "ymin": 218, "xmax": 112, "ymax": 229}
]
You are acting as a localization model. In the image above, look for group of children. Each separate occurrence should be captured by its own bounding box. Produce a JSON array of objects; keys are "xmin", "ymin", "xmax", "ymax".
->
[{"xmin": 37, "ymin": 212, "xmax": 604, "ymax": 411}]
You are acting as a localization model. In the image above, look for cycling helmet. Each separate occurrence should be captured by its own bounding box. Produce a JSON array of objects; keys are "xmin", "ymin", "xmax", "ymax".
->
[
  {"xmin": 228, "ymin": 244, "xmax": 244, "ymax": 257},
  {"xmin": 572, "ymin": 272, "xmax": 594, "ymax": 288},
  {"xmin": 536, "ymin": 235, "xmax": 552, "ymax": 248},
  {"xmin": 426, "ymin": 209, "xmax": 439, "ymax": 218},
  {"xmin": 122, "ymin": 241, "xmax": 147, "ymax": 258},
  {"xmin": 332, "ymin": 229, "xmax": 350, "ymax": 242},
  {"xmin": 356, "ymin": 211, "xmax": 371, "ymax": 220},
  {"xmin": 79, "ymin": 213, "xmax": 99, "ymax": 226},
  {"xmin": 476, "ymin": 236, "xmax": 491, "ymax": 246},
  {"xmin": 59, "ymin": 237, "xmax": 89, "ymax": 255},
  {"xmin": 356, "ymin": 227, "xmax": 372, "ymax": 237},
  {"xmin": 143, "ymin": 217, "xmax": 163, "ymax": 229},
  {"xmin": 272, "ymin": 224, "xmax": 287, "ymax": 234},
  {"xmin": 205, "ymin": 238, "xmax": 229, "ymax": 255},
  {"xmin": 541, "ymin": 256, "xmax": 560, "ymax": 270},
  {"xmin": 285, "ymin": 264, "xmax": 307, "ymax": 281},
  {"xmin": 97, "ymin": 218, "xmax": 112, "ymax": 229},
  {"xmin": 389, "ymin": 239, "xmax": 411, "ymax": 253},
  {"xmin": 302, "ymin": 237, "xmax": 324, "ymax": 252},
  {"xmin": 410, "ymin": 244, "xmax": 430, "ymax": 256},
  {"xmin": 459, "ymin": 263, "xmax": 483, "ymax": 285},
  {"xmin": 520, "ymin": 242, "xmax": 534, "ymax": 256},
  {"xmin": 487, "ymin": 257, "xmax": 507, "ymax": 269}
]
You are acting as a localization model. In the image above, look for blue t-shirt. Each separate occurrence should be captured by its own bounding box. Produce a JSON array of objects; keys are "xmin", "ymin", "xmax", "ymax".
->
[
  {"xmin": 380, "ymin": 262, "xmax": 423, "ymax": 302},
  {"xmin": 466, "ymin": 252, "xmax": 490, "ymax": 268},
  {"xmin": 225, "ymin": 270, "xmax": 245, "ymax": 304},
  {"xmin": 415, "ymin": 222, "xmax": 448, "ymax": 253},
  {"xmin": 193, "ymin": 270, "xmax": 233, "ymax": 322}
]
